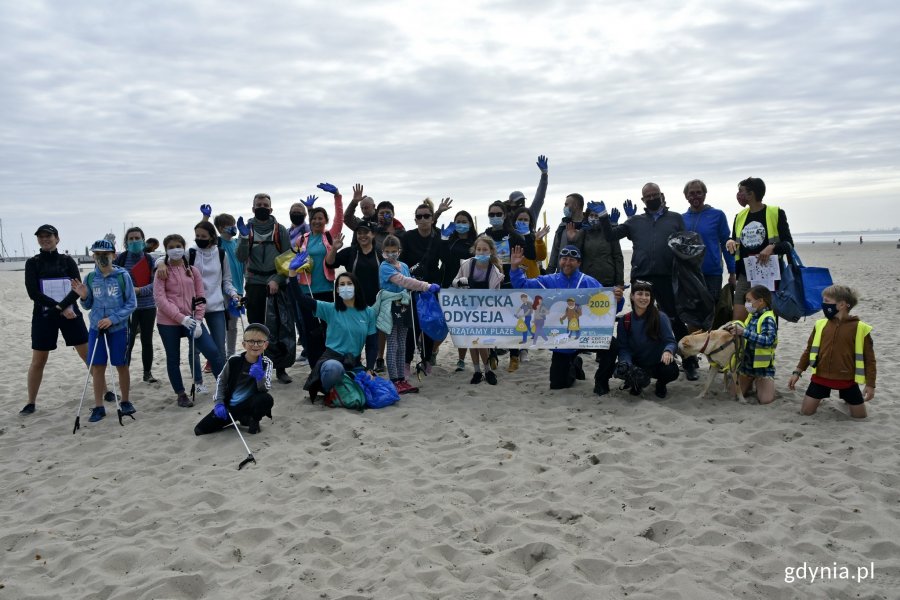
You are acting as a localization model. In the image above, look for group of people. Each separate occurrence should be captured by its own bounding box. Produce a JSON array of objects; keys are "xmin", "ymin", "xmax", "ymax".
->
[{"xmin": 23, "ymin": 158, "xmax": 878, "ymax": 436}]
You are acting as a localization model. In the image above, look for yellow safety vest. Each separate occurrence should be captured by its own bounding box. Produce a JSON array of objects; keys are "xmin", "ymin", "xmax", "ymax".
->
[
  {"xmin": 733, "ymin": 204, "xmax": 780, "ymax": 259},
  {"xmin": 809, "ymin": 319, "xmax": 872, "ymax": 384},
  {"xmin": 743, "ymin": 309, "xmax": 778, "ymax": 368}
]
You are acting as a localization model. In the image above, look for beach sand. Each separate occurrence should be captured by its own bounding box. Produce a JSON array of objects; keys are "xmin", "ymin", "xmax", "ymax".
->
[{"xmin": 1, "ymin": 242, "xmax": 897, "ymax": 599}]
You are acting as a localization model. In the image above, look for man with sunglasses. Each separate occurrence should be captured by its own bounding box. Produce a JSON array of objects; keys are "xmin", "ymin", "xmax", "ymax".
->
[
  {"xmin": 612, "ymin": 183, "xmax": 698, "ymax": 380},
  {"xmin": 510, "ymin": 244, "xmax": 605, "ymax": 391}
]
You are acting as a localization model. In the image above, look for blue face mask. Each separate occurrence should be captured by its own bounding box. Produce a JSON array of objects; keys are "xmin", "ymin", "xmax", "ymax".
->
[
  {"xmin": 454, "ymin": 223, "xmax": 470, "ymax": 234},
  {"xmin": 475, "ymin": 254, "xmax": 490, "ymax": 263},
  {"xmin": 127, "ymin": 240, "xmax": 145, "ymax": 253},
  {"xmin": 515, "ymin": 221, "xmax": 530, "ymax": 234},
  {"xmin": 563, "ymin": 206, "xmax": 572, "ymax": 218},
  {"xmin": 489, "ymin": 216, "xmax": 504, "ymax": 228}
]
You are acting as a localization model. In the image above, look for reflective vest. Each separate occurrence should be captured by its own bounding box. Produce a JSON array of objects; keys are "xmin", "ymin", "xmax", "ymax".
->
[
  {"xmin": 733, "ymin": 204, "xmax": 780, "ymax": 257},
  {"xmin": 809, "ymin": 318, "xmax": 872, "ymax": 384},
  {"xmin": 743, "ymin": 309, "xmax": 777, "ymax": 368}
]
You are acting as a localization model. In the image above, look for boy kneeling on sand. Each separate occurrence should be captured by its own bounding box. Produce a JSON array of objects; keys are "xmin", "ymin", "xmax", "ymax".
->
[
  {"xmin": 194, "ymin": 323, "xmax": 274, "ymax": 435},
  {"xmin": 789, "ymin": 285, "xmax": 876, "ymax": 418}
]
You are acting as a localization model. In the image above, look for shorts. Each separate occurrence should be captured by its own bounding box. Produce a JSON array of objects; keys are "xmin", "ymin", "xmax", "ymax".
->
[
  {"xmin": 734, "ymin": 274, "xmax": 751, "ymax": 304},
  {"xmin": 32, "ymin": 310, "xmax": 89, "ymax": 351},
  {"xmin": 87, "ymin": 328, "xmax": 129, "ymax": 367},
  {"xmin": 805, "ymin": 381, "xmax": 864, "ymax": 405}
]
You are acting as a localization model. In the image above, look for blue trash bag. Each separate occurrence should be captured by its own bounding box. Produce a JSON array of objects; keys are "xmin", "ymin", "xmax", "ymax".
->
[
  {"xmin": 354, "ymin": 371, "xmax": 400, "ymax": 409},
  {"xmin": 416, "ymin": 291, "xmax": 449, "ymax": 342}
]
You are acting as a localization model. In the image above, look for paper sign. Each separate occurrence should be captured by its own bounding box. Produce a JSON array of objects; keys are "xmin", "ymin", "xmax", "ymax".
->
[
  {"xmin": 744, "ymin": 255, "xmax": 781, "ymax": 283},
  {"xmin": 40, "ymin": 278, "xmax": 71, "ymax": 303}
]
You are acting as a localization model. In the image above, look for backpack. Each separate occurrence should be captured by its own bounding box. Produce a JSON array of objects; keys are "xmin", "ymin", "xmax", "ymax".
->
[
  {"xmin": 324, "ymin": 374, "xmax": 367, "ymax": 411},
  {"xmin": 85, "ymin": 270, "xmax": 128, "ymax": 300},
  {"xmin": 188, "ymin": 247, "xmax": 226, "ymax": 272},
  {"xmin": 248, "ymin": 221, "xmax": 285, "ymax": 254}
]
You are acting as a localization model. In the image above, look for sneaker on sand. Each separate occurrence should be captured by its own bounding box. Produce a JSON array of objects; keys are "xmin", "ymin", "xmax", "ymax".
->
[
  {"xmin": 470, "ymin": 372, "xmax": 483, "ymax": 384},
  {"xmin": 88, "ymin": 406, "xmax": 106, "ymax": 422},
  {"xmin": 519, "ymin": 349, "xmax": 529, "ymax": 363},
  {"xmin": 203, "ymin": 361, "xmax": 212, "ymax": 373},
  {"xmin": 507, "ymin": 356, "xmax": 520, "ymax": 373},
  {"xmin": 248, "ymin": 419, "xmax": 261, "ymax": 434},
  {"xmin": 485, "ymin": 370, "xmax": 498, "ymax": 385},
  {"xmin": 455, "ymin": 359, "xmax": 466, "ymax": 372},
  {"xmin": 104, "ymin": 391, "xmax": 118, "ymax": 403},
  {"xmin": 142, "ymin": 372, "xmax": 158, "ymax": 384},
  {"xmin": 375, "ymin": 358, "xmax": 386, "ymax": 373},
  {"xmin": 276, "ymin": 370, "xmax": 293, "ymax": 384},
  {"xmin": 20, "ymin": 403, "xmax": 36, "ymax": 414},
  {"xmin": 395, "ymin": 380, "xmax": 419, "ymax": 394},
  {"xmin": 119, "ymin": 401, "xmax": 137, "ymax": 416},
  {"xmin": 177, "ymin": 393, "xmax": 194, "ymax": 408},
  {"xmin": 195, "ymin": 383, "xmax": 209, "ymax": 394}
]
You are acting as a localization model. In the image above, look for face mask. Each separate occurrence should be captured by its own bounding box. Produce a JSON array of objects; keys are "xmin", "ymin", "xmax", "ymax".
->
[
  {"xmin": 223, "ymin": 226, "xmax": 238, "ymax": 237},
  {"xmin": 645, "ymin": 198, "xmax": 662, "ymax": 212},
  {"xmin": 563, "ymin": 206, "xmax": 572, "ymax": 218},
  {"xmin": 587, "ymin": 216, "xmax": 600, "ymax": 228},
  {"xmin": 195, "ymin": 238, "xmax": 211, "ymax": 249},
  {"xmin": 290, "ymin": 212, "xmax": 305, "ymax": 225},
  {"xmin": 489, "ymin": 216, "xmax": 504, "ymax": 228},
  {"xmin": 821, "ymin": 302, "xmax": 838, "ymax": 319},
  {"xmin": 127, "ymin": 240, "xmax": 145, "ymax": 253},
  {"xmin": 337, "ymin": 285, "xmax": 355, "ymax": 300},
  {"xmin": 515, "ymin": 221, "xmax": 530, "ymax": 234},
  {"xmin": 454, "ymin": 223, "xmax": 470, "ymax": 234},
  {"xmin": 96, "ymin": 255, "xmax": 112, "ymax": 268},
  {"xmin": 167, "ymin": 247, "xmax": 185, "ymax": 261},
  {"xmin": 253, "ymin": 207, "xmax": 271, "ymax": 220},
  {"xmin": 744, "ymin": 301, "xmax": 755, "ymax": 314},
  {"xmin": 475, "ymin": 254, "xmax": 490, "ymax": 263},
  {"xmin": 383, "ymin": 251, "xmax": 399, "ymax": 261},
  {"xmin": 381, "ymin": 212, "xmax": 392, "ymax": 223}
]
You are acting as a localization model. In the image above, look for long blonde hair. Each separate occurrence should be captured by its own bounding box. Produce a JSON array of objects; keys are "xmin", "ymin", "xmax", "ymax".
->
[{"xmin": 470, "ymin": 235, "xmax": 503, "ymax": 271}]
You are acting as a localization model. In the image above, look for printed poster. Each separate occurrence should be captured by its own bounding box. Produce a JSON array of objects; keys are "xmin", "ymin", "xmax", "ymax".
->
[{"xmin": 440, "ymin": 288, "xmax": 615, "ymax": 350}]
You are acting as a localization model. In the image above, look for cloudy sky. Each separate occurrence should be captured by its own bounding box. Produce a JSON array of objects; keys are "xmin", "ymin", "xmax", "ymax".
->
[{"xmin": 2, "ymin": 0, "xmax": 899, "ymax": 255}]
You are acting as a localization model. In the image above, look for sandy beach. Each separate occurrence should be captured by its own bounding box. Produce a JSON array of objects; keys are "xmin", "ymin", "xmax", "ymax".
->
[{"xmin": 1, "ymin": 241, "xmax": 897, "ymax": 599}]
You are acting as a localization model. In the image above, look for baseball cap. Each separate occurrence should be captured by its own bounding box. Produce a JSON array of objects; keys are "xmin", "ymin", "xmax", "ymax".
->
[
  {"xmin": 356, "ymin": 220, "xmax": 377, "ymax": 232},
  {"xmin": 508, "ymin": 191, "xmax": 526, "ymax": 204},
  {"xmin": 90, "ymin": 239, "xmax": 116, "ymax": 253},
  {"xmin": 34, "ymin": 224, "xmax": 59, "ymax": 236}
]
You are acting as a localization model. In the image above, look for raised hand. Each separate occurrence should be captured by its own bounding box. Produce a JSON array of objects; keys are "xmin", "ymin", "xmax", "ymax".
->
[
  {"xmin": 200, "ymin": 204, "xmax": 212, "ymax": 217},
  {"xmin": 249, "ymin": 355, "xmax": 266, "ymax": 381},
  {"xmin": 237, "ymin": 216, "xmax": 250, "ymax": 236},
  {"xmin": 623, "ymin": 199, "xmax": 636, "ymax": 218},
  {"xmin": 301, "ymin": 195, "xmax": 318, "ymax": 208},
  {"xmin": 510, "ymin": 245, "xmax": 525, "ymax": 269},
  {"xmin": 587, "ymin": 200, "xmax": 607, "ymax": 216},
  {"xmin": 609, "ymin": 208, "xmax": 621, "ymax": 224},
  {"xmin": 535, "ymin": 224, "xmax": 551, "ymax": 240},
  {"xmin": 352, "ymin": 183, "xmax": 364, "ymax": 201},
  {"xmin": 437, "ymin": 197, "xmax": 453, "ymax": 213},
  {"xmin": 317, "ymin": 182, "xmax": 339, "ymax": 195},
  {"xmin": 440, "ymin": 223, "xmax": 456, "ymax": 237},
  {"xmin": 213, "ymin": 404, "xmax": 229, "ymax": 420},
  {"xmin": 289, "ymin": 250, "xmax": 310, "ymax": 271},
  {"xmin": 565, "ymin": 221, "xmax": 579, "ymax": 242},
  {"xmin": 536, "ymin": 155, "xmax": 549, "ymax": 174},
  {"xmin": 332, "ymin": 233, "xmax": 345, "ymax": 251},
  {"xmin": 71, "ymin": 278, "xmax": 88, "ymax": 299}
]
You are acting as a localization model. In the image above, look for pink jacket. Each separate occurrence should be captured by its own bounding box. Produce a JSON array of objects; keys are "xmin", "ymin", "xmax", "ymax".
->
[
  {"xmin": 154, "ymin": 263, "xmax": 207, "ymax": 326},
  {"xmin": 296, "ymin": 194, "xmax": 344, "ymax": 286},
  {"xmin": 453, "ymin": 258, "xmax": 504, "ymax": 289}
]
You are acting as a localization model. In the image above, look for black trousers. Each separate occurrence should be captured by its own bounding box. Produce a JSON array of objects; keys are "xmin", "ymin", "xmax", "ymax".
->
[
  {"xmin": 126, "ymin": 307, "xmax": 156, "ymax": 373},
  {"xmin": 635, "ymin": 275, "xmax": 688, "ymax": 342},
  {"xmin": 549, "ymin": 352, "xmax": 586, "ymax": 390},
  {"xmin": 593, "ymin": 338, "xmax": 619, "ymax": 388},
  {"xmin": 244, "ymin": 283, "xmax": 269, "ymax": 326},
  {"xmin": 648, "ymin": 361, "xmax": 680, "ymax": 387},
  {"xmin": 193, "ymin": 391, "xmax": 274, "ymax": 435},
  {"xmin": 298, "ymin": 291, "xmax": 333, "ymax": 370},
  {"xmin": 405, "ymin": 293, "xmax": 435, "ymax": 364}
]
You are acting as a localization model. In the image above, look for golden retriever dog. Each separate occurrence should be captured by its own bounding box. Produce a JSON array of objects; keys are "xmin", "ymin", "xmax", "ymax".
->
[{"xmin": 678, "ymin": 324, "xmax": 746, "ymax": 403}]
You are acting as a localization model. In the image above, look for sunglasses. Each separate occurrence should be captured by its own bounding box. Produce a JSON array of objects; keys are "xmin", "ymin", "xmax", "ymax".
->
[
  {"xmin": 415, "ymin": 214, "xmax": 432, "ymax": 220},
  {"xmin": 488, "ymin": 212, "xmax": 504, "ymax": 217},
  {"xmin": 559, "ymin": 248, "xmax": 582, "ymax": 259}
]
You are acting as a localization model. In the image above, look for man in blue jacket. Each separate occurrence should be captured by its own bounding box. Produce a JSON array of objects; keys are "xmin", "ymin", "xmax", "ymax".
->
[
  {"xmin": 682, "ymin": 179, "xmax": 736, "ymax": 313},
  {"xmin": 511, "ymin": 244, "xmax": 615, "ymax": 392}
]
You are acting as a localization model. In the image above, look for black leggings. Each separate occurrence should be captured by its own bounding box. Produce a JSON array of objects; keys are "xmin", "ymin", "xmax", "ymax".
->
[
  {"xmin": 298, "ymin": 291, "xmax": 333, "ymax": 369},
  {"xmin": 244, "ymin": 283, "xmax": 270, "ymax": 326},
  {"xmin": 193, "ymin": 391, "xmax": 274, "ymax": 435},
  {"xmin": 405, "ymin": 294, "xmax": 435, "ymax": 364},
  {"xmin": 126, "ymin": 307, "xmax": 157, "ymax": 373}
]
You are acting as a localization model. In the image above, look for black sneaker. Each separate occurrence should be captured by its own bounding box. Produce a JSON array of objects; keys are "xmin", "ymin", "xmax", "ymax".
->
[
  {"xmin": 594, "ymin": 380, "xmax": 610, "ymax": 397},
  {"xmin": 485, "ymin": 371, "xmax": 498, "ymax": 385},
  {"xmin": 248, "ymin": 419, "xmax": 260, "ymax": 434},
  {"xmin": 470, "ymin": 372, "xmax": 484, "ymax": 384},
  {"xmin": 573, "ymin": 355, "xmax": 586, "ymax": 380},
  {"xmin": 655, "ymin": 382, "xmax": 668, "ymax": 399},
  {"xmin": 143, "ymin": 372, "xmax": 158, "ymax": 383},
  {"xmin": 683, "ymin": 356, "xmax": 700, "ymax": 381},
  {"xmin": 104, "ymin": 391, "xmax": 118, "ymax": 403},
  {"xmin": 20, "ymin": 403, "xmax": 36, "ymax": 414},
  {"xmin": 276, "ymin": 369, "xmax": 292, "ymax": 384},
  {"xmin": 375, "ymin": 358, "xmax": 386, "ymax": 373}
]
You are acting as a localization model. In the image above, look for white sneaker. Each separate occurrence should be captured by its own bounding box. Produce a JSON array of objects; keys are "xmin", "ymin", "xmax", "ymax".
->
[
  {"xmin": 195, "ymin": 383, "xmax": 209, "ymax": 394},
  {"xmin": 520, "ymin": 349, "xmax": 529, "ymax": 363}
]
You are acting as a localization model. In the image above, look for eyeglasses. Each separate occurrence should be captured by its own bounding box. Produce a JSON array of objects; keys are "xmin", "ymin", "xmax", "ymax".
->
[
  {"xmin": 415, "ymin": 214, "xmax": 432, "ymax": 220},
  {"xmin": 243, "ymin": 339, "xmax": 267, "ymax": 347},
  {"xmin": 559, "ymin": 248, "xmax": 582, "ymax": 259}
]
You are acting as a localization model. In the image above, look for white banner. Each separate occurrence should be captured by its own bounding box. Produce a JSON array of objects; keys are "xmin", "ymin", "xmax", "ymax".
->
[{"xmin": 441, "ymin": 288, "xmax": 616, "ymax": 349}]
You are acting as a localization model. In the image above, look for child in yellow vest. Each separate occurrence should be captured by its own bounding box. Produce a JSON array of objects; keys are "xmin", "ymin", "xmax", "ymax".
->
[
  {"xmin": 729, "ymin": 284, "xmax": 778, "ymax": 404},
  {"xmin": 788, "ymin": 285, "xmax": 876, "ymax": 418}
]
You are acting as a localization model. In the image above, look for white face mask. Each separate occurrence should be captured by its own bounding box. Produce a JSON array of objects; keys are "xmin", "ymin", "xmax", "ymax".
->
[
  {"xmin": 744, "ymin": 301, "xmax": 755, "ymax": 314},
  {"xmin": 383, "ymin": 251, "xmax": 399, "ymax": 261},
  {"xmin": 337, "ymin": 285, "xmax": 355, "ymax": 300},
  {"xmin": 167, "ymin": 247, "xmax": 185, "ymax": 260}
]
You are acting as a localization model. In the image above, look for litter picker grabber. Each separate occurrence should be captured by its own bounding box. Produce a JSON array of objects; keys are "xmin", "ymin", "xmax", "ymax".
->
[
  {"xmin": 189, "ymin": 296, "xmax": 207, "ymax": 405},
  {"xmin": 227, "ymin": 410, "xmax": 257, "ymax": 470},
  {"xmin": 410, "ymin": 292, "xmax": 428, "ymax": 381},
  {"xmin": 73, "ymin": 331, "xmax": 102, "ymax": 434}
]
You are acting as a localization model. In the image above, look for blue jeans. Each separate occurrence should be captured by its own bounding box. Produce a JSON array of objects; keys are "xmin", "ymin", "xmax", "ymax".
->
[
  {"xmin": 158, "ymin": 323, "xmax": 225, "ymax": 394},
  {"xmin": 194, "ymin": 310, "xmax": 227, "ymax": 375},
  {"xmin": 320, "ymin": 359, "xmax": 345, "ymax": 392}
]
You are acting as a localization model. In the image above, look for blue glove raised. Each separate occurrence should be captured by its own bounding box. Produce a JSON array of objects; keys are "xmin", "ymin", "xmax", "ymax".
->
[
  {"xmin": 317, "ymin": 182, "xmax": 339, "ymax": 195},
  {"xmin": 213, "ymin": 404, "xmax": 229, "ymax": 420},
  {"xmin": 289, "ymin": 250, "xmax": 309, "ymax": 271},
  {"xmin": 237, "ymin": 216, "xmax": 250, "ymax": 236},
  {"xmin": 536, "ymin": 154, "xmax": 549, "ymax": 173},
  {"xmin": 440, "ymin": 223, "xmax": 456, "ymax": 237},
  {"xmin": 428, "ymin": 283, "xmax": 441, "ymax": 294},
  {"xmin": 249, "ymin": 356, "xmax": 266, "ymax": 382},
  {"xmin": 200, "ymin": 204, "xmax": 212, "ymax": 217},
  {"xmin": 609, "ymin": 208, "xmax": 621, "ymax": 224},
  {"xmin": 586, "ymin": 201, "xmax": 607, "ymax": 217},
  {"xmin": 623, "ymin": 199, "xmax": 637, "ymax": 218},
  {"xmin": 302, "ymin": 195, "xmax": 318, "ymax": 208}
]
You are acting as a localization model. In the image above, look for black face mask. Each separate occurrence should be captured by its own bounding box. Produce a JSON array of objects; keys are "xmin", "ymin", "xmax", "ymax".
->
[
  {"xmin": 821, "ymin": 302, "xmax": 838, "ymax": 319},
  {"xmin": 195, "ymin": 238, "xmax": 211, "ymax": 249},
  {"xmin": 645, "ymin": 198, "xmax": 662, "ymax": 212},
  {"xmin": 254, "ymin": 207, "xmax": 271, "ymax": 220},
  {"xmin": 290, "ymin": 212, "xmax": 306, "ymax": 226}
]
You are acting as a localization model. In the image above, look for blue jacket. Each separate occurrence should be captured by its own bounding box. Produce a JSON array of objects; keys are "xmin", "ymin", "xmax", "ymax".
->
[
  {"xmin": 511, "ymin": 266, "xmax": 600, "ymax": 354},
  {"xmin": 682, "ymin": 205, "xmax": 736, "ymax": 277},
  {"xmin": 617, "ymin": 310, "xmax": 677, "ymax": 369},
  {"xmin": 80, "ymin": 266, "xmax": 137, "ymax": 332}
]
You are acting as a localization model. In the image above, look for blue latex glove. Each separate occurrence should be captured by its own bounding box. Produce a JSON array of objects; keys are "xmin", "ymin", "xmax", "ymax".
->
[
  {"xmin": 227, "ymin": 297, "xmax": 245, "ymax": 317},
  {"xmin": 586, "ymin": 201, "xmax": 607, "ymax": 216},
  {"xmin": 249, "ymin": 356, "xmax": 266, "ymax": 382},
  {"xmin": 317, "ymin": 182, "xmax": 339, "ymax": 195},
  {"xmin": 200, "ymin": 204, "xmax": 212, "ymax": 217},
  {"xmin": 213, "ymin": 404, "xmax": 229, "ymax": 420},
  {"xmin": 609, "ymin": 208, "xmax": 620, "ymax": 224},
  {"xmin": 302, "ymin": 195, "xmax": 318, "ymax": 208},
  {"xmin": 440, "ymin": 223, "xmax": 456, "ymax": 237},
  {"xmin": 428, "ymin": 283, "xmax": 440, "ymax": 294},
  {"xmin": 623, "ymin": 199, "xmax": 637, "ymax": 218},
  {"xmin": 536, "ymin": 154, "xmax": 549, "ymax": 173},
  {"xmin": 289, "ymin": 250, "xmax": 309, "ymax": 271},
  {"xmin": 237, "ymin": 216, "xmax": 250, "ymax": 236}
]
